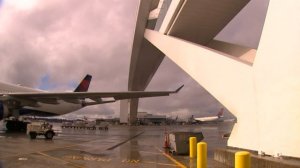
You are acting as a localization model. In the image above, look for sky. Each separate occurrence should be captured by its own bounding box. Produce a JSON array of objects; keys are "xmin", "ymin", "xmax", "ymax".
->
[{"xmin": 0, "ymin": 0, "xmax": 269, "ymax": 120}]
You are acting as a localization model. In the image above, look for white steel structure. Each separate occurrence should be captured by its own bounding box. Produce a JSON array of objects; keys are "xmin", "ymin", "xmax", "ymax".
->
[{"xmin": 126, "ymin": 0, "xmax": 300, "ymax": 158}]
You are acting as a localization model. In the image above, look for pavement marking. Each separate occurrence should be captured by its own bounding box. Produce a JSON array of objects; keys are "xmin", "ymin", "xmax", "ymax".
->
[
  {"xmin": 156, "ymin": 147, "xmax": 187, "ymax": 168},
  {"xmin": 0, "ymin": 131, "xmax": 185, "ymax": 168},
  {"xmin": 138, "ymin": 150, "xmax": 180, "ymax": 167},
  {"xmin": 38, "ymin": 137, "xmax": 103, "ymax": 153},
  {"xmin": 122, "ymin": 159, "xmax": 140, "ymax": 163},
  {"xmin": 37, "ymin": 152, "xmax": 85, "ymax": 168},
  {"xmin": 64, "ymin": 155, "xmax": 111, "ymax": 162},
  {"xmin": 0, "ymin": 136, "xmax": 114, "ymax": 160},
  {"xmin": 18, "ymin": 157, "xmax": 28, "ymax": 161},
  {"xmin": 121, "ymin": 159, "xmax": 179, "ymax": 167},
  {"xmin": 143, "ymin": 161, "xmax": 179, "ymax": 167},
  {"xmin": 106, "ymin": 131, "xmax": 144, "ymax": 150},
  {"xmin": 0, "ymin": 143, "xmax": 80, "ymax": 160},
  {"xmin": 65, "ymin": 154, "xmax": 179, "ymax": 167}
]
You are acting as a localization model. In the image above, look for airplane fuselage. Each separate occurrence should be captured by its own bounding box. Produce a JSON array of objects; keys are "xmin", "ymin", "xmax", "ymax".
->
[
  {"xmin": 25, "ymin": 101, "xmax": 82, "ymax": 115},
  {"xmin": 0, "ymin": 82, "xmax": 82, "ymax": 118},
  {"xmin": 194, "ymin": 116, "xmax": 223, "ymax": 122}
]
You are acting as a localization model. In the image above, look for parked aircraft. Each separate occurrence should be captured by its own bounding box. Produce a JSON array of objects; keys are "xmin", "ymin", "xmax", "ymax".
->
[
  {"xmin": 193, "ymin": 108, "xmax": 224, "ymax": 123},
  {"xmin": 0, "ymin": 74, "xmax": 183, "ymax": 131}
]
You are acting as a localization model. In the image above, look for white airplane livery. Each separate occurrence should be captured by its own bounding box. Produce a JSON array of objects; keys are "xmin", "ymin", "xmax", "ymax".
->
[
  {"xmin": 0, "ymin": 74, "xmax": 183, "ymax": 131},
  {"xmin": 194, "ymin": 108, "xmax": 224, "ymax": 123}
]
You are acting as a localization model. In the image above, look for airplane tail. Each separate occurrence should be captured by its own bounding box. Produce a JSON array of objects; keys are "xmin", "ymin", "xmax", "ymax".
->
[
  {"xmin": 74, "ymin": 74, "xmax": 92, "ymax": 92},
  {"xmin": 217, "ymin": 108, "xmax": 224, "ymax": 118}
]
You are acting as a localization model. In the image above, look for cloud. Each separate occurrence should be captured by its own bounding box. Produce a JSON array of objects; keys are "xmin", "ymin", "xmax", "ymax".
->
[
  {"xmin": 0, "ymin": 0, "xmax": 137, "ymax": 89},
  {"xmin": 0, "ymin": 0, "xmax": 139, "ymax": 118}
]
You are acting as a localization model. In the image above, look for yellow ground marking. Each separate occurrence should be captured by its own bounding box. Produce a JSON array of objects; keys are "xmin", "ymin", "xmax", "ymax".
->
[
  {"xmin": 156, "ymin": 147, "xmax": 187, "ymax": 168},
  {"xmin": 37, "ymin": 152, "xmax": 85, "ymax": 168},
  {"xmin": 122, "ymin": 159, "xmax": 140, "ymax": 163},
  {"xmin": 143, "ymin": 161, "xmax": 180, "ymax": 167},
  {"xmin": 121, "ymin": 159, "xmax": 179, "ymax": 167},
  {"xmin": 138, "ymin": 150, "xmax": 181, "ymax": 167}
]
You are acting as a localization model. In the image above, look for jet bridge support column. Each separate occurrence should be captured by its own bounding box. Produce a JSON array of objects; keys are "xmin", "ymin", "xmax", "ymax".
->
[
  {"xmin": 127, "ymin": 0, "xmax": 165, "ymax": 125},
  {"xmin": 128, "ymin": 99, "xmax": 139, "ymax": 125},
  {"xmin": 120, "ymin": 100, "xmax": 129, "ymax": 124}
]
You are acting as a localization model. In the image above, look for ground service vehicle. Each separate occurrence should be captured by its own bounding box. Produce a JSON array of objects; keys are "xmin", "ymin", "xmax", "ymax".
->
[{"xmin": 26, "ymin": 121, "xmax": 55, "ymax": 139}]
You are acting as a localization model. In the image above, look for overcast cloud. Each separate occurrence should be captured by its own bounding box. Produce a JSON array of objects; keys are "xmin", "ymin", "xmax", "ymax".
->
[{"xmin": 0, "ymin": 0, "xmax": 268, "ymax": 120}]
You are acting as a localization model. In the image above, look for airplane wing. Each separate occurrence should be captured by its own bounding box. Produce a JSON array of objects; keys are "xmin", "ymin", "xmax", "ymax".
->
[{"xmin": 0, "ymin": 85, "xmax": 184, "ymax": 106}]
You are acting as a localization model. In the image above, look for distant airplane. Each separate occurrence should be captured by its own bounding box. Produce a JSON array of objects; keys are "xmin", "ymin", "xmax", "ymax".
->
[
  {"xmin": 193, "ymin": 108, "xmax": 224, "ymax": 123},
  {"xmin": 0, "ymin": 74, "xmax": 183, "ymax": 131}
]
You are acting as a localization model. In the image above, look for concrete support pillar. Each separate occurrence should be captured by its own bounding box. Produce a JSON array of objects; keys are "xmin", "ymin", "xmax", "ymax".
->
[
  {"xmin": 128, "ymin": 99, "xmax": 139, "ymax": 125},
  {"xmin": 120, "ymin": 100, "xmax": 129, "ymax": 124}
]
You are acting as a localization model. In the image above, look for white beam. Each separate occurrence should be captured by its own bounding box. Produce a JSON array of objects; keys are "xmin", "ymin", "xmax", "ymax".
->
[{"xmin": 144, "ymin": 29, "xmax": 259, "ymax": 151}]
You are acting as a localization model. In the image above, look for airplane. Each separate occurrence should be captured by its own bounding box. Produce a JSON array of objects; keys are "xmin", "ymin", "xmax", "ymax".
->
[
  {"xmin": 0, "ymin": 74, "xmax": 183, "ymax": 131},
  {"xmin": 192, "ymin": 108, "xmax": 224, "ymax": 123}
]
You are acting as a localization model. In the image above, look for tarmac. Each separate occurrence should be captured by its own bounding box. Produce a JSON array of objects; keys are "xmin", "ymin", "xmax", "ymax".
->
[{"xmin": 0, "ymin": 122, "xmax": 234, "ymax": 168}]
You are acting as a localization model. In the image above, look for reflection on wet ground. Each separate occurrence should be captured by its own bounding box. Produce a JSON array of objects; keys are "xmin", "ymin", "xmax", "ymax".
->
[{"xmin": 0, "ymin": 122, "xmax": 234, "ymax": 168}]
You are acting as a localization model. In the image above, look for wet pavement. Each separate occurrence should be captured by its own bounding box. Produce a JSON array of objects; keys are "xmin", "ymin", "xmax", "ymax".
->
[{"xmin": 0, "ymin": 122, "xmax": 234, "ymax": 168}]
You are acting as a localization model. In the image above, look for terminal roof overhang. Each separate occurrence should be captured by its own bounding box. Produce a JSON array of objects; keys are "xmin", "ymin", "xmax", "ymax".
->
[{"xmin": 128, "ymin": 0, "xmax": 250, "ymax": 91}]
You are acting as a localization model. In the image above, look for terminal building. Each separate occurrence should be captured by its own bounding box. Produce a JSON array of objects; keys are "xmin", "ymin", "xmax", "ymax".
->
[
  {"xmin": 137, "ymin": 112, "xmax": 166, "ymax": 125},
  {"xmin": 121, "ymin": 0, "xmax": 300, "ymax": 159}
]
